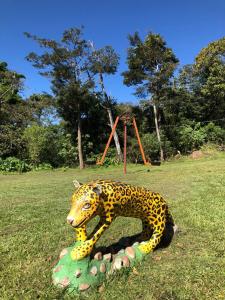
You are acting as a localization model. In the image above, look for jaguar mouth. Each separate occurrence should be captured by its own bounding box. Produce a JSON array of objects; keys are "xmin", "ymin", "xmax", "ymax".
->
[{"xmin": 72, "ymin": 217, "xmax": 88, "ymax": 228}]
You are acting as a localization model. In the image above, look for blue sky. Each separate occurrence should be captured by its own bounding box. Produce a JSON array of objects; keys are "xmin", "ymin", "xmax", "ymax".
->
[{"xmin": 0, "ymin": 0, "xmax": 224, "ymax": 103}]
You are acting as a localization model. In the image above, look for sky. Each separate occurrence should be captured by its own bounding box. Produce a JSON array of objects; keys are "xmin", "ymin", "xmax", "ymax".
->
[{"xmin": 0, "ymin": 0, "xmax": 224, "ymax": 103}]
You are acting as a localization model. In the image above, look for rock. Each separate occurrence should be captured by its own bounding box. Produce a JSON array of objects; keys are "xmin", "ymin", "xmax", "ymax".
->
[
  {"xmin": 53, "ymin": 265, "xmax": 62, "ymax": 273},
  {"xmin": 121, "ymin": 255, "xmax": 130, "ymax": 267},
  {"xmin": 59, "ymin": 248, "xmax": 68, "ymax": 259},
  {"xmin": 94, "ymin": 252, "xmax": 102, "ymax": 260},
  {"xmin": 74, "ymin": 269, "xmax": 81, "ymax": 278},
  {"xmin": 79, "ymin": 283, "xmax": 90, "ymax": 291},
  {"xmin": 112, "ymin": 254, "xmax": 117, "ymax": 261},
  {"xmin": 113, "ymin": 257, "xmax": 122, "ymax": 270},
  {"xmin": 59, "ymin": 277, "xmax": 70, "ymax": 288},
  {"xmin": 90, "ymin": 266, "xmax": 98, "ymax": 276},
  {"xmin": 173, "ymin": 224, "xmax": 179, "ymax": 234},
  {"xmin": 132, "ymin": 242, "xmax": 139, "ymax": 247},
  {"xmin": 125, "ymin": 246, "xmax": 135, "ymax": 259},
  {"xmin": 118, "ymin": 249, "xmax": 125, "ymax": 254},
  {"xmin": 190, "ymin": 150, "xmax": 204, "ymax": 159},
  {"xmin": 100, "ymin": 262, "xmax": 106, "ymax": 273},
  {"xmin": 103, "ymin": 253, "xmax": 112, "ymax": 261}
]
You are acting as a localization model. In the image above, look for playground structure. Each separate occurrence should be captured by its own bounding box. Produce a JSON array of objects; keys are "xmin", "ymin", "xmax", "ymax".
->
[{"xmin": 97, "ymin": 112, "xmax": 150, "ymax": 174}]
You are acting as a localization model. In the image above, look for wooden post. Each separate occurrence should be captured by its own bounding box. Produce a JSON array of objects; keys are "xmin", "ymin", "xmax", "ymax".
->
[
  {"xmin": 133, "ymin": 117, "xmax": 148, "ymax": 165},
  {"xmin": 123, "ymin": 119, "xmax": 127, "ymax": 175},
  {"xmin": 97, "ymin": 116, "xmax": 120, "ymax": 165}
]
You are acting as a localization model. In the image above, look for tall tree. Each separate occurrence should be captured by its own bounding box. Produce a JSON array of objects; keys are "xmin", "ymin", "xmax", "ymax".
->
[
  {"xmin": 122, "ymin": 32, "xmax": 179, "ymax": 161},
  {"xmin": 26, "ymin": 93, "xmax": 55, "ymax": 125},
  {"xmin": 25, "ymin": 27, "xmax": 94, "ymax": 169},
  {"xmin": 0, "ymin": 61, "xmax": 24, "ymax": 122},
  {"xmin": 88, "ymin": 45, "xmax": 122, "ymax": 160},
  {"xmin": 194, "ymin": 37, "xmax": 225, "ymax": 123},
  {"xmin": 0, "ymin": 62, "xmax": 28, "ymax": 158}
]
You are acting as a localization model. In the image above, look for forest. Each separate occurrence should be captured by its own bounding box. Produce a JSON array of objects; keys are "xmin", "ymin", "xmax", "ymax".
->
[{"xmin": 0, "ymin": 28, "xmax": 225, "ymax": 171}]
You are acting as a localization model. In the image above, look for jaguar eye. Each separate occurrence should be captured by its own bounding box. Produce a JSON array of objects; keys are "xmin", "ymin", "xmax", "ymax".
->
[{"xmin": 83, "ymin": 203, "xmax": 91, "ymax": 210}]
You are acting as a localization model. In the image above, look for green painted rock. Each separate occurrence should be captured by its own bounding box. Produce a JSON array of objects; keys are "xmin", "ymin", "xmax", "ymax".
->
[{"xmin": 52, "ymin": 241, "xmax": 145, "ymax": 294}]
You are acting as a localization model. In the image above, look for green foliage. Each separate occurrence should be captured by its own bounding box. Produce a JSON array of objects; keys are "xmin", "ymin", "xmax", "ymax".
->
[
  {"xmin": 57, "ymin": 133, "xmax": 78, "ymax": 166},
  {"xmin": 194, "ymin": 37, "xmax": 225, "ymax": 121},
  {"xmin": 176, "ymin": 122, "xmax": 225, "ymax": 153},
  {"xmin": 91, "ymin": 148, "xmax": 121, "ymax": 167},
  {"xmin": 0, "ymin": 157, "xmax": 30, "ymax": 172},
  {"xmin": 128, "ymin": 132, "xmax": 173, "ymax": 163},
  {"xmin": 23, "ymin": 125, "xmax": 51, "ymax": 166},
  {"xmin": 178, "ymin": 122, "xmax": 207, "ymax": 153},
  {"xmin": 23, "ymin": 124, "xmax": 62, "ymax": 167},
  {"xmin": 88, "ymin": 45, "xmax": 119, "ymax": 75},
  {"xmin": 31, "ymin": 163, "xmax": 53, "ymax": 171},
  {"xmin": 0, "ymin": 61, "xmax": 24, "ymax": 106},
  {"xmin": 122, "ymin": 32, "xmax": 179, "ymax": 97},
  {"xmin": 26, "ymin": 93, "xmax": 55, "ymax": 125},
  {"xmin": 128, "ymin": 133, "xmax": 160, "ymax": 162},
  {"xmin": 203, "ymin": 122, "xmax": 225, "ymax": 144}
]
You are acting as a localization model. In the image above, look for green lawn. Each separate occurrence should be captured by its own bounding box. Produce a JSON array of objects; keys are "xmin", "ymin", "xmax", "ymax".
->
[{"xmin": 1, "ymin": 154, "xmax": 225, "ymax": 300}]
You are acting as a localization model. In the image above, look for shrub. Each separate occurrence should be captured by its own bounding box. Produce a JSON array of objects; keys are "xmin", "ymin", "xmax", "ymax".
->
[
  {"xmin": 0, "ymin": 157, "xmax": 30, "ymax": 172},
  {"xmin": 177, "ymin": 122, "xmax": 225, "ymax": 153},
  {"xmin": 57, "ymin": 133, "xmax": 78, "ymax": 167},
  {"xmin": 203, "ymin": 122, "xmax": 225, "ymax": 144},
  {"xmin": 178, "ymin": 122, "xmax": 207, "ymax": 153},
  {"xmin": 90, "ymin": 148, "xmax": 121, "ymax": 167},
  {"xmin": 140, "ymin": 133, "xmax": 160, "ymax": 162},
  {"xmin": 31, "ymin": 163, "xmax": 53, "ymax": 171}
]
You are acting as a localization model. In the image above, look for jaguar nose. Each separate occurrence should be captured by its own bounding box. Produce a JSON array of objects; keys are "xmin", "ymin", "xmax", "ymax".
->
[{"xmin": 67, "ymin": 216, "xmax": 74, "ymax": 225}]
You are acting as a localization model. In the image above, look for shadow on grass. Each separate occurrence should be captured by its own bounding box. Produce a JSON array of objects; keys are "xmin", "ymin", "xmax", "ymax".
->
[{"xmin": 91, "ymin": 222, "xmax": 176, "ymax": 257}]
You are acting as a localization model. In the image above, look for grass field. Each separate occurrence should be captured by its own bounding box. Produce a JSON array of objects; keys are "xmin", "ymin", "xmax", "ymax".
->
[{"xmin": 1, "ymin": 153, "xmax": 225, "ymax": 300}]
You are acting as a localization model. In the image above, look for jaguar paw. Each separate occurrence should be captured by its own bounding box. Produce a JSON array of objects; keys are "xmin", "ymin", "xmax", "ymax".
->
[{"xmin": 70, "ymin": 241, "xmax": 94, "ymax": 261}]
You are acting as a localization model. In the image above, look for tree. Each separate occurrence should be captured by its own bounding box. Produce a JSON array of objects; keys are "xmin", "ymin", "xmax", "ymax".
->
[
  {"xmin": 88, "ymin": 45, "xmax": 122, "ymax": 161},
  {"xmin": 0, "ymin": 61, "xmax": 25, "ymax": 122},
  {"xmin": 122, "ymin": 32, "xmax": 179, "ymax": 161},
  {"xmin": 26, "ymin": 93, "xmax": 55, "ymax": 125},
  {"xmin": 25, "ymin": 27, "xmax": 95, "ymax": 169},
  {"xmin": 0, "ymin": 62, "xmax": 28, "ymax": 158},
  {"xmin": 194, "ymin": 37, "xmax": 225, "ymax": 123}
]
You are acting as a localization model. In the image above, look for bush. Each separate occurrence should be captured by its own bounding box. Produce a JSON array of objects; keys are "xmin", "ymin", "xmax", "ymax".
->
[
  {"xmin": 177, "ymin": 122, "xmax": 225, "ymax": 154},
  {"xmin": 203, "ymin": 122, "xmax": 225, "ymax": 144},
  {"xmin": 178, "ymin": 122, "xmax": 207, "ymax": 153},
  {"xmin": 90, "ymin": 148, "xmax": 121, "ymax": 167},
  {"xmin": 127, "ymin": 133, "xmax": 173, "ymax": 162},
  {"xmin": 31, "ymin": 163, "xmax": 53, "ymax": 171},
  {"xmin": 0, "ymin": 157, "xmax": 30, "ymax": 172},
  {"xmin": 140, "ymin": 133, "xmax": 160, "ymax": 162},
  {"xmin": 57, "ymin": 133, "xmax": 78, "ymax": 167}
]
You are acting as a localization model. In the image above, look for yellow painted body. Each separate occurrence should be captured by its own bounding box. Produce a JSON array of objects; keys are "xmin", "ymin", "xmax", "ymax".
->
[{"xmin": 67, "ymin": 180, "xmax": 174, "ymax": 260}]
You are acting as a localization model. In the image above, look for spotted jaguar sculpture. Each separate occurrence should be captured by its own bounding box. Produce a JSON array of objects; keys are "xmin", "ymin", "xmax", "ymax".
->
[{"xmin": 67, "ymin": 179, "xmax": 174, "ymax": 261}]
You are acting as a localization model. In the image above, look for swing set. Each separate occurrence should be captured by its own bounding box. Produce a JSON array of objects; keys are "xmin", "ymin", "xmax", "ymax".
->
[{"xmin": 97, "ymin": 112, "xmax": 150, "ymax": 174}]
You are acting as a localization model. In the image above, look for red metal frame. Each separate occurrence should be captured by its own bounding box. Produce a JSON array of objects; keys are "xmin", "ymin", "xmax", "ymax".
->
[{"xmin": 97, "ymin": 113, "xmax": 149, "ymax": 174}]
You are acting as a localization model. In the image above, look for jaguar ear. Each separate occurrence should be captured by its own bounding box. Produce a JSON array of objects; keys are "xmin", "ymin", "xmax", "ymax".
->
[
  {"xmin": 73, "ymin": 179, "xmax": 82, "ymax": 188},
  {"xmin": 93, "ymin": 184, "xmax": 102, "ymax": 196}
]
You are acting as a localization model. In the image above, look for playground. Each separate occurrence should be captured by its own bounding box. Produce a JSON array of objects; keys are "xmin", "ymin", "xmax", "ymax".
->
[{"xmin": 1, "ymin": 153, "xmax": 225, "ymax": 299}]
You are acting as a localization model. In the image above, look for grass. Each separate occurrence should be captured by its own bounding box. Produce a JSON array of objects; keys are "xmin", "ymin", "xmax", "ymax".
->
[{"xmin": 0, "ymin": 153, "xmax": 225, "ymax": 300}]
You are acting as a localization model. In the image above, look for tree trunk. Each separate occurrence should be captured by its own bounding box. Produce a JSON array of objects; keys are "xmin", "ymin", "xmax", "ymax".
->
[
  {"xmin": 107, "ymin": 107, "xmax": 123, "ymax": 161},
  {"xmin": 77, "ymin": 103, "xmax": 84, "ymax": 169},
  {"xmin": 153, "ymin": 103, "xmax": 164, "ymax": 162},
  {"xmin": 99, "ymin": 73, "xmax": 122, "ymax": 161}
]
